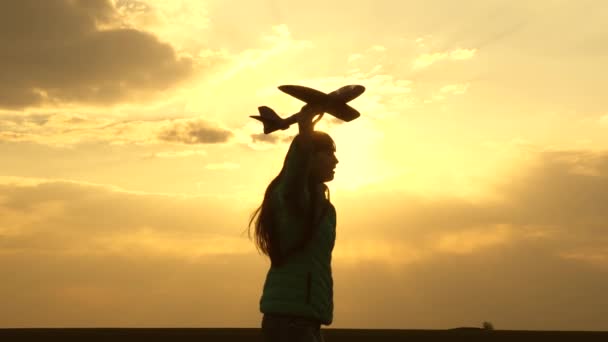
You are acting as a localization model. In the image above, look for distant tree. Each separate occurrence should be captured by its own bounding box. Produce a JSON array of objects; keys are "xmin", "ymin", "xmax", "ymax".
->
[{"xmin": 482, "ymin": 321, "xmax": 494, "ymax": 330}]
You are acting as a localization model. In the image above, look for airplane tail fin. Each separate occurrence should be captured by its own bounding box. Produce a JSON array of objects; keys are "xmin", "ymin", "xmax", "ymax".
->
[{"xmin": 249, "ymin": 106, "xmax": 288, "ymax": 134}]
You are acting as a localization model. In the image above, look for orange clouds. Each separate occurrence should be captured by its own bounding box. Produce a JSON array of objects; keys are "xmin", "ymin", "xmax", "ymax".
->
[
  {"xmin": 412, "ymin": 48, "xmax": 477, "ymax": 70},
  {"xmin": 158, "ymin": 119, "xmax": 233, "ymax": 144},
  {"xmin": 0, "ymin": 113, "xmax": 236, "ymax": 146},
  {"xmin": 1, "ymin": 148, "xmax": 608, "ymax": 329}
]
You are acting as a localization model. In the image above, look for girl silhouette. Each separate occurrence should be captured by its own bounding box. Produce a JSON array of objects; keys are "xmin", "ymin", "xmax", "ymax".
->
[{"xmin": 249, "ymin": 105, "xmax": 339, "ymax": 342}]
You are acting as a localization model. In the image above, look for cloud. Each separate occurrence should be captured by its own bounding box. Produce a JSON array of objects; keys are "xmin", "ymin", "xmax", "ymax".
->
[
  {"xmin": 114, "ymin": 0, "xmax": 210, "ymax": 53},
  {"xmin": 0, "ymin": 0, "xmax": 195, "ymax": 109},
  {"xmin": 449, "ymin": 48, "xmax": 477, "ymax": 60},
  {"xmin": 421, "ymin": 83, "xmax": 470, "ymax": 103},
  {"xmin": 158, "ymin": 119, "xmax": 233, "ymax": 144},
  {"xmin": 151, "ymin": 150, "xmax": 207, "ymax": 158},
  {"xmin": 3, "ymin": 147, "xmax": 607, "ymax": 263},
  {"xmin": 0, "ymin": 112, "xmax": 235, "ymax": 146},
  {"xmin": 293, "ymin": 71, "xmax": 413, "ymax": 121},
  {"xmin": 330, "ymin": 148, "xmax": 608, "ymax": 330},
  {"xmin": 251, "ymin": 133, "xmax": 280, "ymax": 144},
  {"xmin": 339, "ymin": 46, "xmax": 416, "ymax": 118},
  {"xmin": 495, "ymin": 149, "xmax": 608, "ymax": 231},
  {"xmin": 434, "ymin": 224, "xmax": 512, "ymax": 255},
  {"xmin": 335, "ymin": 148, "xmax": 608, "ymax": 266},
  {"xmin": 0, "ymin": 113, "xmax": 52, "ymax": 126},
  {"xmin": 219, "ymin": 24, "xmax": 313, "ymax": 80},
  {"xmin": 370, "ymin": 45, "xmax": 387, "ymax": 52},
  {"xmin": 347, "ymin": 53, "xmax": 364, "ymax": 63},
  {"xmin": 1, "ymin": 148, "xmax": 608, "ymax": 329},
  {"xmin": 250, "ymin": 133, "xmax": 293, "ymax": 145},
  {"xmin": 412, "ymin": 48, "xmax": 477, "ymax": 70},
  {"xmin": 333, "ymin": 236, "xmax": 608, "ymax": 330},
  {"xmin": 0, "ymin": 112, "xmax": 110, "ymax": 145},
  {"xmin": 440, "ymin": 83, "xmax": 470, "ymax": 95},
  {"xmin": 205, "ymin": 162, "xmax": 240, "ymax": 170},
  {"xmin": 0, "ymin": 177, "xmax": 245, "ymax": 241}
]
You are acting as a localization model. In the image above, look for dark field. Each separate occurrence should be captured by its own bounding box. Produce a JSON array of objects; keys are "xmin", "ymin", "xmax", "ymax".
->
[{"xmin": 2, "ymin": 328, "xmax": 607, "ymax": 342}]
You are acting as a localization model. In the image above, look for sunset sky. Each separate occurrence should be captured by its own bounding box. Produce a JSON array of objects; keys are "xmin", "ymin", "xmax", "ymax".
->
[{"xmin": 1, "ymin": 0, "xmax": 607, "ymax": 331}]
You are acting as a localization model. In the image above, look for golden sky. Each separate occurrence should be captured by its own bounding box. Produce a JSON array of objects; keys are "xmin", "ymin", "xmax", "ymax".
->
[{"xmin": 1, "ymin": 0, "xmax": 607, "ymax": 330}]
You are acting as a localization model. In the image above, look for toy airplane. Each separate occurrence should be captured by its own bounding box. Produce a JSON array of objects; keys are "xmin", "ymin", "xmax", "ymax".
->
[{"xmin": 250, "ymin": 85, "xmax": 365, "ymax": 134}]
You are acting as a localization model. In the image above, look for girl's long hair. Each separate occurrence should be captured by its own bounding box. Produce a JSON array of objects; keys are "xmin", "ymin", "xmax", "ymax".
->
[{"xmin": 247, "ymin": 131, "xmax": 335, "ymax": 267}]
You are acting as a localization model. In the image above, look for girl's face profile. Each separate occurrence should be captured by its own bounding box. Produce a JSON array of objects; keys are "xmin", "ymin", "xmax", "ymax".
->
[{"xmin": 311, "ymin": 148, "xmax": 339, "ymax": 183}]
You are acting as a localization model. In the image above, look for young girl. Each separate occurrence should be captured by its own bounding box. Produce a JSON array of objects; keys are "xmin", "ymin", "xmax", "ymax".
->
[{"xmin": 249, "ymin": 106, "xmax": 339, "ymax": 342}]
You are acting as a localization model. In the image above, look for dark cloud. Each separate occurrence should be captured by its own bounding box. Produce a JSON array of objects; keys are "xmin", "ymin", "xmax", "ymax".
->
[
  {"xmin": 251, "ymin": 133, "xmax": 279, "ymax": 144},
  {"xmin": 0, "ymin": 114, "xmax": 236, "ymax": 146},
  {"xmin": 250, "ymin": 133, "xmax": 293, "ymax": 145},
  {"xmin": 158, "ymin": 119, "xmax": 233, "ymax": 144},
  {"xmin": 498, "ymin": 150, "xmax": 608, "ymax": 231},
  {"xmin": 0, "ymin": 0, "xmax": 194, "ymax": 109},
  {"xmin": 0, "ymin": 113, "xmax": 52, "ymax": 126}
]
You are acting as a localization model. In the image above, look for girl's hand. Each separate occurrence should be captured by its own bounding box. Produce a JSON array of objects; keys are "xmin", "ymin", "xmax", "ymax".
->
[{"xmin": 298, "ymin": 104, "xmax": 321, "ymax": 135}]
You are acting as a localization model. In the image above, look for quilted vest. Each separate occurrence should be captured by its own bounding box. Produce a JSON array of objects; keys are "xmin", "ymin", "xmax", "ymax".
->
[{"xmin": 259, "ymin": 139, "xmax": 337, "ymax": 325}]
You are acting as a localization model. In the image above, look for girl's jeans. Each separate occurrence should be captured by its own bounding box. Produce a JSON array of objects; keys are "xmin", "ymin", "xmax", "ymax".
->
[{"xmin": 261, "ymin": 313, "xmax": 325, "ymax": 342}]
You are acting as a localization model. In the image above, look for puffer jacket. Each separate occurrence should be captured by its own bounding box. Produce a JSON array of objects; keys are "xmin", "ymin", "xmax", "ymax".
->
[{"xmin": 259, "ymin": 137, "xmax": 337, "ymax": 325}]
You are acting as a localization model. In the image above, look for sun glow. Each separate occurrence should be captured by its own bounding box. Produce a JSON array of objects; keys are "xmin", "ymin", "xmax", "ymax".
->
[{"xmin": 315, "ymin": 117, "xmax": 397, "ymax": 192}]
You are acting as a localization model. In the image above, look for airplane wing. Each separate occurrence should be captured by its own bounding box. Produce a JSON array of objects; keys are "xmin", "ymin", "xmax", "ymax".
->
[
  {"xmin": 327, "ymin": 85, "xmax": 365, "ymax": 103},
  {"xmin": 325, "ymin": 103, "xmax": 360, "ymax": 122},
  {"xmin": 279, "ymin": 84, "xmax": 365, "ymax": 104},
  {"xmin": 278, "ymin": 85, "xmax": 328, "ymax": 104},
  {"xmin": 278, "ymin": 85, "xmax": 362, "ymax": 122}
]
